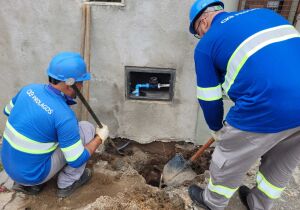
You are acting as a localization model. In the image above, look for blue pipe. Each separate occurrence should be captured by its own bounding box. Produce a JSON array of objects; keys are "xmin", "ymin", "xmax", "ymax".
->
[{"xmin": 132, "ymin": 83, "xmax": 156, "ymax": 96}]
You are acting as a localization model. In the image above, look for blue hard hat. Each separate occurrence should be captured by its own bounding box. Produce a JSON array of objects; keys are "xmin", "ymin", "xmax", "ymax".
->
[
  {"xmin": 47, "ymin": 52, "xmax": 91, "ymax": 82},
  {"xmin": 189, "ymin": 0, "xmax": 224, "ymax": 34}
]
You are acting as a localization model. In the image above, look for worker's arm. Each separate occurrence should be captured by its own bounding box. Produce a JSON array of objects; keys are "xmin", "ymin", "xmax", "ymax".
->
[
  {"xmin": 58, "ymin": 118, "xmax": 109, "ymax": 168},
  {"xmin": 85, "ymin": 124, "xmax": 109, "ymax": 154},
  {"xmin": 194, "ymin": 48, "xmax": 224, "ymax": 131},
  {"xmin": 57, "ymin": 117, "xmax": 91, "ymax": 168},
  {"xmin": 3, "ymin": 91, "xmax": 21, "ymax": 117},
  {"xmin": 85, "ymin": 135, "xmax": 102, "ymax": 155},
  {"xmin": 198, "ymin": 100, "xmax": 223, "ymax": 131},
  {"xmin": 3, "ymin": 100, "xmax": 14, "ymax": 116}
]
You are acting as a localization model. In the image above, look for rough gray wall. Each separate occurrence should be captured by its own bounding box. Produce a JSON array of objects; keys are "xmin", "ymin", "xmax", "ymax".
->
[
  {"xmin": 0, "ymin": 0, "xmax": 238, "ymax": 144},
  {"xmin": 0, "ymin": 0, "xmax": 83, "ymax": 134},
  {"xmin": 296, "ymin": 15, "xmax": 300, "ymax": 31},
  {"xmin": 88, "ymin": 0, "xmax": 238, "ymax": 143},
  {"xmin": 89, "ymin": 0, "xmax": 198, "ymax": 143}
]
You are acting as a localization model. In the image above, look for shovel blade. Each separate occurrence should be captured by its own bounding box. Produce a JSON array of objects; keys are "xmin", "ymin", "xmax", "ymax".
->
[
  {"xmin": 163, "ymin": 153, "xmax": 187, "ymax": 175},
  {"xmin": 162, "ymin": 153, "xmax": 196, "ymax": 186}
]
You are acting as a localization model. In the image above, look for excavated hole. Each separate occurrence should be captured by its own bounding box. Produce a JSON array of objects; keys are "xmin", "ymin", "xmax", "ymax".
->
[
  {"xmin": 138, "ymin": 159, "xmax": 164, "ymax": 188},
  {"xmin": 99, "ymin": 138, "xmax": 214, "ymax": 188},
  {"xmin": 8, "ymin": 138, "xmax": 213, "ymax": 210}
]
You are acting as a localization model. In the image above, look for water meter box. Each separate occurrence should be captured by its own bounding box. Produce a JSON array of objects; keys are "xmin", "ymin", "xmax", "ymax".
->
[{"xmin": 125, "ymin": 66, "xmax": 175, "ymax": 101}]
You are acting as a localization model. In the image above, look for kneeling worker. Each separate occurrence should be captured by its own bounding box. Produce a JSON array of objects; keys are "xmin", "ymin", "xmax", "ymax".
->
[{"xmin": 1, "ymin": 52, "xmax": 109, "ymax": 198}]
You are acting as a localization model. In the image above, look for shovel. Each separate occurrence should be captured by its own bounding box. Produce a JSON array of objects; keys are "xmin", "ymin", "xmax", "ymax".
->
[
  {"xmin": 162, "ymin": 137, "xmax": 215, "ymax": 186},
  {"xmin": 66, "ymin": 78, "xmax": 129, "ymax": 155}
]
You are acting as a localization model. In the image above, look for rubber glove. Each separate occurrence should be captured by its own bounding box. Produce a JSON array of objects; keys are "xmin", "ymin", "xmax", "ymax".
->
[
  {"xmin": 211, "ymin": 129, "xmax": 223, "ymax": 141},
  {"xmin": 96, "ymin": 124, "xmax": 109, "ymax": 144}
]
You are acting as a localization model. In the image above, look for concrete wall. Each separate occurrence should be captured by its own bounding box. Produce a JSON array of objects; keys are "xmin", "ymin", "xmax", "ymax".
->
[
  {"xmin": 88, "ymin": 0, "xmax": 197, "ymax": 143},
  {"xmin": 224, "ymin": 0, "xmax": 240, "ymax": 12},
  {"xmin": 0, "ymin": 0, "xmax": 83, "ymax": 135},
  {"xmin": 0, "ymin": 0, "xmax": 238, "ymax": 144},
  {"xmin": 296, "ymin": 15, "xmax": 300, "ymax": 31},
  {"xmin": 88, "ymin": 0, "xmax": 238, "ymax": 143}
]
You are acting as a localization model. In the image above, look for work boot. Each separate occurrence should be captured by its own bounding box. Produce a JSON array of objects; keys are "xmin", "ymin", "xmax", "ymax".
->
[
  {"xmin": 239, "ymin": 185, "xmax": 250, "ymax": 210},
  {"xmin": 188, "ymin": 184, "xmax": 211, "ymax": 210},
  {"xmin": 57, "ymin": 168, "xmax": 92, "ymax": 198},
  {"xmin": 12, "ymin": 183, "xmax": 44, "ymax": 195}
]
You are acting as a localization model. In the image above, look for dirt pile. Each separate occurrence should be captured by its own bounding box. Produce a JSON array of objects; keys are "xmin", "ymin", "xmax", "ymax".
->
[
  {"xmin": 1, "ymin": 140, "xmax": 213, "ymax": 210},
  {"xmin": 1, "ymin": 139, "xmax": 299, "ymax": 209}
]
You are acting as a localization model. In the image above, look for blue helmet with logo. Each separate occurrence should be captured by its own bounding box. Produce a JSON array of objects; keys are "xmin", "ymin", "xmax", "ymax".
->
[
  {"xmin": 189, "ymin": 0, "xmax": 224, "ymax": 34},
  {"xmin": 47, "ymin": 52, "xmax": 91, "ymax": 82}
]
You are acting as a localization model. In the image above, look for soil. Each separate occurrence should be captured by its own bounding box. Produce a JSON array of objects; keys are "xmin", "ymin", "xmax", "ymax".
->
[
  {"xmin": 0, "ymin": 139, "xmax": 213, "ymax": 210},
  {"xmin": 2, "ymin": 139, "xmax": 299, "ymax": 209}
]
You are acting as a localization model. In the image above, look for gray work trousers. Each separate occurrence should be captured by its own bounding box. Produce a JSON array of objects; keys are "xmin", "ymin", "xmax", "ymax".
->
[
  {"xmin": 203, "ymin": 122, "xmax": 300, "ymax": 210},
  {"xmin": 40, "ymin": 121, "xmax": 95, "ymax": 189}
]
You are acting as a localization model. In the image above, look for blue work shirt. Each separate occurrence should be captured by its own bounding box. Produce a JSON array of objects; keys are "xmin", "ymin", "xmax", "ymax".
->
[
  {"xmin": 195, "ymin": 8, "xmax": 300, "ymax": 132},
  {"xmin": 1, "ymin": 84, "xmax": 90, "ymax": 185}
]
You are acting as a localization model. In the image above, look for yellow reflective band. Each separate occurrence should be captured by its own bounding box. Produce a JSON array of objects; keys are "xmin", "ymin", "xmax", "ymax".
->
[
  {"xmin": 3, "ymin": 133, "xmax": 57, "ymax": 154},
  {"xmin": 4, "ymin": 121, "xmax": 58, "ymax": 154},
  {"xmin": 4, "ymin": 100, "xmax": 14, "ymax": 115},
  {"xmin": 256, "ymin": 171, "xmax": 284, "ymax": 199},
  {"xmin": 10, "ymin": 100, "xmax": 14, "ymax": 108},
  {"xmin": 65, "ymin": 150, "xmax": 84, "ymax": 162},
  {"xmin": 197, "ymin": 85, "xmax": 222, "ymax": 101},
  {"xmin": 61, "ymin": 140, "xmax": 82, "ymax": 152},
  {"xmin": 222, "ymin": 25, "xmax": 300, "ymax": 93},
  {"xmin": 4, "ymin": 106, "xmax": 11, "ymax": 115},
  {"xmin": 6, "ymin": 121, "xmax": 43, "ymax": 145},
  {"xmin": 3, "ymin": 132, "xmax": 58, "ymax": 154},
  {"xmin": 208, "ymin": 178, "xmax": 238, "ymax": 199},
  {"xmin": 61, "ymin": 139, "xmax": 84, "ymax": 162}
]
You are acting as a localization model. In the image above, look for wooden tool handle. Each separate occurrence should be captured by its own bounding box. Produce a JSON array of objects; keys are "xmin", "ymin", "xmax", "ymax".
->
[
  {"xmin": 190, "ymin": 137, "xmax": 215, "ymax": 162},
  {"xmin": 72, "ymin": 84, "xmax": 124, "ymax": 153},
  {"xmin": 72, "ymin": 84, "xmax": 103, "ymax": 128}
]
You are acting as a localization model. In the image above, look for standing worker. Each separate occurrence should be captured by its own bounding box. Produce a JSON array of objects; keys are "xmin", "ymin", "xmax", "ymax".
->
[
  {"xmin": 187, "ymin": 0, "xmax": 300, "ymax": 209},
  {"xmin": 1, "ymin": 52, "xmax": 109, "ymax": 198}
]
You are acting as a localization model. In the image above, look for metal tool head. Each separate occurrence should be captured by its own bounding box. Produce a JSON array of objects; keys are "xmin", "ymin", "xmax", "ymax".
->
[
  {"xmin": 162, "ymin": 153, "xmax": 196, "ymax": 186},
  {"xmin": 117, "ymin": 141, "xmax": 130, "ymax": 151},
  {"xmin": 163, "ymin": 153, "xmax": 187, "ymax": 178},
  {"xmin": 107, "ymin": 139, "xmax": 131, "ymax": 156}
]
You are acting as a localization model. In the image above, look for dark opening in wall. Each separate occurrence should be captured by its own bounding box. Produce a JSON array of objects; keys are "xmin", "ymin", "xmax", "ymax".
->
[{"xmin": 125, "ymin": 66, "xmax": 175, "ymax": 101}]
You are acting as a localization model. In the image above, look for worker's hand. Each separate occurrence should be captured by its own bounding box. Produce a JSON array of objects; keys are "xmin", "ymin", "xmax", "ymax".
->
[
  {"xmin": 211, "ymin": 129, "xmax": 223, "ymax": 141},
  {"xmin": 211, "ymin": 121, "xmax": 228, "ymax": 141},
  {"xmin": 96, "ymin": 124, "xmax": 109, "ymax": 144}
]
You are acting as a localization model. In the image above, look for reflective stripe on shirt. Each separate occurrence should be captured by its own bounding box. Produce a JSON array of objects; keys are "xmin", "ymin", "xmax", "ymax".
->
[
  {"xmin": 61, "ymin": 139, "xmax": 85, "ymax": 162},
  {"xmin": 197, "ymin": 85, "xmax": 223, "ymax": 101},
  {"xmin": 257, "ymin": 171, "xmax": 285, "ymax": 199},
  {"xmin": 223, "ymin": 25, "xmax": 300, "ymax": 93},
  {"xmin": 3, "ymin": 121, "xmax": 58, "ymax": 154},
  {"xmin": 208, "ymin": 178, "xmax": 238, "ymax": 199},
  {"xmin": 4, "ymin": 100, "xmax": 14, "ymax": 115}
]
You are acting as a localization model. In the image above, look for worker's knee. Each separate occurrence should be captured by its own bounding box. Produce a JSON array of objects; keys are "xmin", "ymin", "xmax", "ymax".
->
[
  {"xmin": 78, "ymin": 121, "xmax": 96, "ymax": 144},
  {"xmin": 79, "ymin": 121, "xmax": 94, "ymax": 129},
  {"xmin": 209, "ymin": 145, "xmax": 256, "ymax": 187}
]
